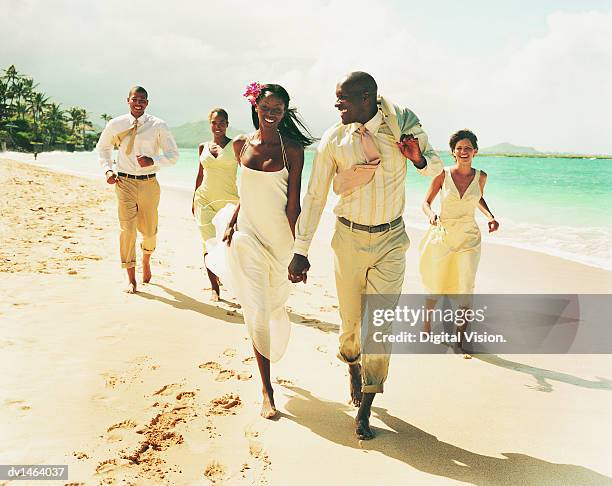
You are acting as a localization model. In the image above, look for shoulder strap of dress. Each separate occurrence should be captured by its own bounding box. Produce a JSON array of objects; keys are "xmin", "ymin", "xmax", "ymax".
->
[
  {"xmin": 238, "ymin": 135, "xmax": 251, "ymax": 163},
  {"xmin": 279, "ymin": 133, "xmax": 289, "ymax": 169}
]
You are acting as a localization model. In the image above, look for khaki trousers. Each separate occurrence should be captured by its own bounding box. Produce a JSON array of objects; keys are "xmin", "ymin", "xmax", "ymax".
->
[
  {"xmin": 331, "ymin": 219, "xmax": 410, "ymax": 393},
  {"xmin": 115, "ymin": 176, "xmax": 160, "ymax": 269}
]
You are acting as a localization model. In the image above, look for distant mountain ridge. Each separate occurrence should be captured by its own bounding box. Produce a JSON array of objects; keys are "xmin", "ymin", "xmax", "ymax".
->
[
  {"xmin": 170, "ymin": 120, "xmax": 244, "ymax": 148},
  {"xmin": 479, "ymin": 142, "xmax": 540, "ymax": 154}
]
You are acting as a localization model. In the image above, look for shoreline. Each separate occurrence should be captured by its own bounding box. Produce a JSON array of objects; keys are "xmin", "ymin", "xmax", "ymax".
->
[{"xmin": 3, "ymin": 153, "xmax": 611, "ymax": 273}]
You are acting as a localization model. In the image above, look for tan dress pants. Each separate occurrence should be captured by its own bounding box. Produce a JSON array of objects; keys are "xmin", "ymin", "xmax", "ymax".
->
[
  {"xmin": 115, "ymin": 176, "xmax": 160, "ymax": 269},
  {"xmin": 331, "ymin": 219, "xmax": 410, "ymax": 393}
]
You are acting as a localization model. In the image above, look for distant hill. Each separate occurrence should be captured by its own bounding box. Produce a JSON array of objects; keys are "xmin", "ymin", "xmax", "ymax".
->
[
  {"xmin": 480, "ymin": 142, "xmax": 540, "ymax": 154},
  {"xmin": 170, "ymin": 120, "xmax": 244, "ymax": 148}
]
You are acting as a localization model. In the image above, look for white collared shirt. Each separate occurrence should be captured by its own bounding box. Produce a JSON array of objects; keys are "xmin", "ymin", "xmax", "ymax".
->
[
  {"xmin": 294, "ymin": 106, "xmax": 442, "ymax": 256},
  {"xmin": 96, "ymin": 112, "xmax": 179, "ymax": 175}
]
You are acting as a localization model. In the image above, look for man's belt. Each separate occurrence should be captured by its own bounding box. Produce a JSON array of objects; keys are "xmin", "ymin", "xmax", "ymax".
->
[
  {"xmin": 338, "ymin": 216, "xmax": 403, "ymax": 233},
  {"xmin": 117, "ymin": 172, "xmax": 156, "ymax": 180}
]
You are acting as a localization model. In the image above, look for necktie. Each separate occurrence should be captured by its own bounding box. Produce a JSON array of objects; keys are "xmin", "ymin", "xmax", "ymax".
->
[
  {"xmin": 125, "ymin": 119, "xmax": 138, "ymax": 155},
  {"xmin": 358, "ymin": 125, "xmax": 381, "ymax": 165}
]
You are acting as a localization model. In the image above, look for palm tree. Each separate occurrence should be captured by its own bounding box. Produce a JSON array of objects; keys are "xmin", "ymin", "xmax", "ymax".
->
[
  {"xmin": 43, "ymin": 102, "xmax": 66, "ymax": 145},
  {"xmin": 80, "ymin": 109, "xmax": 92, "ymax": 142},
  {"xmin": 15, "ymin": 101, "xmax": 28, "ymax": 121},
  {"xmin": 2, "ymin": 64, "xmax": 21, "ymax": 89},
  {"xmin": 67, "ymin": 107, "xmax": 84, "ymax": 135},
  {"xmin": 0, "ymin": 79, "xmax": 8, "ymax": 123},
  {"xmin": 2, "ymin": 65, "xmax": 22, "ymax": 109},
  {"xmin": 28, "ymin": 92, "xmax": 49, "ymax": 139},
  {"xmin": 100, "ymin": 113, "xmax": 112, "ymax": 124}
]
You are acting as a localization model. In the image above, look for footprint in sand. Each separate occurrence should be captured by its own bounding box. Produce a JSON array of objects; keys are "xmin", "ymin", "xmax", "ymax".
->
[
  {"xmin": 222, "ymin": 348, "xmax": 237, "ymax": 357},
  {"xmin": 176, "ymin": 391, "xmax": 196, "ymax": 401},
  {"xmin": 207, "ymin": 393, "xmax": 242, "ymax": 416},
  {"xmin": 205, "ymin": 419, "xmax": 220, "ymax": 439},
  {"xmin": 249, "ymin": 441, "xmax": 272, "ymax": 470},
  {"xmin": 275, "ymin": 377, "xmax": 294, "ymax": 387},
  {"xmin": 242, "ymin": 356, "xmax": 256, "ymax": 365},
  {"xmin": 215, "ymin": 369, "xmax": 236, "ymax": 382},
  {"xmin": 101, "ymin": 373, "xmax": 123, "ymax": 388},
  {"xmin": 244, "ymin": 426, "xmax": 260, "ymax": 439},
  {"xmin": 95, "ymin": 458, "xmax": 126, "ymax": 475},
  {"xmin": 153, "ymin": 383, "xmax": 182, "ymax": 396},
  {"xmin": 107, "ymin": 419, "xmax": 137, "ymax": 432},
  {"xmin": 199, "ymin": 361, "xmax": 222, "ymax": 372},
  {"xmin": 204, "ymin": 461, "xmax": 226, "ymax": 484},
  {"xmin": 4, "ymin": 399, "xmax": 31, "ymax": 411},
  {"xmin": 316, "ymin": 345, "xmax": 328, "ymax": 354},
  {"xmin": 115, "ymin": 392, "xmax": 199, "ymax": 473},
  {"xmin": 73, "ymin": 451, "xmax": 90, "ymax": 460}
]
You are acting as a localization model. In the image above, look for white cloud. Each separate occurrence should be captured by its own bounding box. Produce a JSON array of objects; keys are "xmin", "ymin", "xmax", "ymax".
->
[{"xmin": 1, "ymin": 1, "xmax": 610, "ymax": 153}]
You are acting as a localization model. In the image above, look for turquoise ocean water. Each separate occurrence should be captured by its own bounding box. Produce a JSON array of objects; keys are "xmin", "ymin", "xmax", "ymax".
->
[{"xmin": 5, "ymin": 148, "xmax": 611, "ymax": 270}]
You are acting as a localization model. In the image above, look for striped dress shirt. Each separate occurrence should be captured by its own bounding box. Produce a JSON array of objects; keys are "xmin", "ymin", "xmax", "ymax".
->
[{"xmin": 294, "ymin": 107, "xmax": 442, "ymax": 256}]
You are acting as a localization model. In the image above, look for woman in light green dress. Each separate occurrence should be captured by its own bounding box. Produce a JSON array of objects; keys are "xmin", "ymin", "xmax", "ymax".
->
[
  {"xmin": 419, "ymin": 129, "xmax": 499, "ymax": 355},
  {"xmin": 192, "ymin": 108, "xmax": 239, "ymax": 301}
]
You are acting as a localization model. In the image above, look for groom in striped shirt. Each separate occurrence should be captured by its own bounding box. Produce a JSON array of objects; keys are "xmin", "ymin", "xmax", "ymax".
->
[{"xmin": 289, "ymin": 71, "xmax": 442, "ymax": 440}]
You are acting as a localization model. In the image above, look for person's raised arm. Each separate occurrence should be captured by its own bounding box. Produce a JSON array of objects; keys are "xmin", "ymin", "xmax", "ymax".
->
[
  {"xmin": 397, "ymin": 122, "xmax": 443, "ymax": 176},
  {"xmin": 422, "ymin": 170, "xmax": 445, "ymax": 225}
]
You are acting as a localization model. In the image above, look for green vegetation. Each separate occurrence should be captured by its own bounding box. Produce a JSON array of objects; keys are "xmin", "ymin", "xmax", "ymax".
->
[{"xmin": 0, "ymin": 64, "xmax": 98, "ymax": 152}]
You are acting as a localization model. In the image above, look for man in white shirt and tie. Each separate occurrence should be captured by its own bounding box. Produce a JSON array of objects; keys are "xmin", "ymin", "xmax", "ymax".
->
[
  {"xmin": 288, "ymin": 72, "xmax": 443, "ymax": 440},
  {"xmin": 96, "ymin": 86, "xmax": 179, "ymax": 293}
]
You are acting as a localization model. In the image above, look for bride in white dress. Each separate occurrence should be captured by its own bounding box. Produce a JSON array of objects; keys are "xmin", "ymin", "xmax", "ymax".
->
[{"xmin": 207, "ymin": 83, "xmax": 315, "ymax": 419}]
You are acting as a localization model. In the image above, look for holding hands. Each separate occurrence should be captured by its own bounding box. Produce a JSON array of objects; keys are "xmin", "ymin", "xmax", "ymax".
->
[{"xmin": 288, "ymin": 254, "xmax": 310, "ymax": 284}]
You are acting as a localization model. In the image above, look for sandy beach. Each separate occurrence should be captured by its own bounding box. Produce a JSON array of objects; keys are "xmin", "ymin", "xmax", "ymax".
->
[{"xmin": 1, "ymin": 157, "xmax": 611, "ymax": 485}]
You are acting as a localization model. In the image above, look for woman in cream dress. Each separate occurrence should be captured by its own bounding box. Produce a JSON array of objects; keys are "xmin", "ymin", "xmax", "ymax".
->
[
  {"xmin": 192, "ymin": 108, "xmax": 239, "ymax": 301},
  {"xmin": 209, "ymin": 83, "xmax": 314, "ymax": 418},
  {"xmin": 419, "ymin": 129, "xmax": 499, "ymax": 354}
]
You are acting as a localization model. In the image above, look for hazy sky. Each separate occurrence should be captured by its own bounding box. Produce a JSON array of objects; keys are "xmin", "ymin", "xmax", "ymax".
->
[{"xmin": 2, "ymin": 0, "xmax": 611, "ymax": 153}]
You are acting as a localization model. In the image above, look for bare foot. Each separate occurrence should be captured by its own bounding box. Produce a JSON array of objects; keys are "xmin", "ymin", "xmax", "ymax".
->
[
  {"xmin": 349, "ymin": 363, "xmax": 362, "ymax": 407},
  {"xmin": 125, "ymin": 267, "xmax": 137, "ymax": 294},
  {"xmin": 355, "ymin": 392, "xmax": 375, "ymax": 440},
  {"xmin": 125, "ymin": 281, "xmax": 137, "ymax": 294},
  {"xmin": 355, "ymin": 417, "xmax": 374, "ymax": 440},
  {"xmin": 260, "ymin": 387, "xmax": 277, "ymax": 419},
  {"xmin": 206, "ymin": 267, "xmax": 220, "ymax": 299},
  {"xmin": 142, "ymin": 255, "xmax": 152, "ymax": 283}
]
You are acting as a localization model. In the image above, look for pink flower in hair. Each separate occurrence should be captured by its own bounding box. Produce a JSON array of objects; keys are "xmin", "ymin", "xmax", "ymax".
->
[{"xmin": 243, "ymin": 81, "xmax": 262, "ymax": 106}]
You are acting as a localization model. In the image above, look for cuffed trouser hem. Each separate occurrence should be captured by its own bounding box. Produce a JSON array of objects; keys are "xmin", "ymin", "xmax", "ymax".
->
[
  {"xmin": 141, "ymin": 245, "xmax": 155, "ymax": 255},
  {"xmin": 362, "ymin": 384, "xmax": 384, "ymax": 394},
  {"xmin": 121, "ymin": 261, "xmax": 136, "ymax": 269},
  {"xmin": 336, "ymin": 351, "xmax": 361, "ymax": 366}
]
